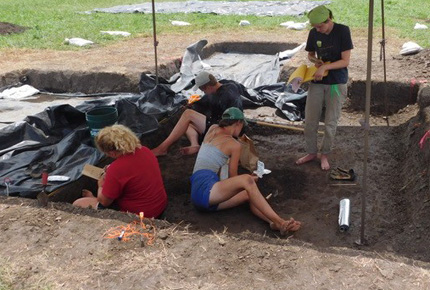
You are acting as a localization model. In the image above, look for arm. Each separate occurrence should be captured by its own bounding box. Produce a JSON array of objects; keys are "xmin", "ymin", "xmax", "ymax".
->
[
  {"xmin": 314, "ymin": 50, "xmax": 352, "ymax": 80},
  {"xmin": 227, "ymin": 140, "xmax": 241, "ymax": 177},
  {"xmin": 96, "ymin": 172, "xmax": 114, "ymax": 207}
]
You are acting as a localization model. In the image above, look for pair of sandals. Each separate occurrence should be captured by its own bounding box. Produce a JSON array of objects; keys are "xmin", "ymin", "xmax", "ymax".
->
[{"xmin": 329, "ymin": 167, "xmax": 356, "ymax": 181}]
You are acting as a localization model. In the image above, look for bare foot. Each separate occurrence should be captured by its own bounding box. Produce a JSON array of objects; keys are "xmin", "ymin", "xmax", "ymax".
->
[
  {"xmin": 280, "ymin": 218, "xmax": 301, "ymax": 235},
  {"xmin": 179, "ymin": 145, "xmax": 200, "ymax": 155},
  {"xmin": 295, "ymin": 154, "xmax": 317, "ymax": 165},
  {"xmin": 270, "ymin": 218, "xmax": 301, "ymax": 236},
  {"xmin": 82, "ymin": 189, "xmax": 95, "ymax": 198},
  {"xmin": 320, "ymin": 154, "xmax": 330, "ymax": 171},
  {"xmin": 151, "ymin": 147, "xmax": 167, "ymax": 157}
]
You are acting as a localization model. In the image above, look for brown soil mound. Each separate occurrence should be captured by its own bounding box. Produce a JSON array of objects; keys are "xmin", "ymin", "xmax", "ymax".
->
[
  {"xmin": 393, "ymin": 48, "xmax": 430, "ymax": 81},
  {"xmin": 0, "ymin": 22, "xmax": 29, "ymax": 35}
]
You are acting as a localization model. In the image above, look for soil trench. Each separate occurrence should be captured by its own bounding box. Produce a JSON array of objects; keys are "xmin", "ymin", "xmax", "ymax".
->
[
  {"xmin": 156, "ymin": 118, "xmax": 429, "ymax": 262},
  {"xmin": 1, "ymin": 33, "xmax": 430, "ymax": 289}
]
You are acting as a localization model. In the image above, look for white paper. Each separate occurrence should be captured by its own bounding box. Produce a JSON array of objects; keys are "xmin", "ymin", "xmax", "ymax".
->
[
  {"xmin": 253, "ymin": 160, "xmax": 271, "ymax": 178},
  {"xmin": 48, "ymin": 175, "xmax": 71, "ymax": 182}
]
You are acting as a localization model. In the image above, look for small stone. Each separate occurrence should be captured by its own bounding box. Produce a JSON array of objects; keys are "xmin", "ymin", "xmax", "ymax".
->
[
  {"xmin": 218, "ymin": 238, "xmax": 226, "ymax": 246},
  {"xmin": 158, "ymin": 232, "xmax": 168, "ymax": 240}
]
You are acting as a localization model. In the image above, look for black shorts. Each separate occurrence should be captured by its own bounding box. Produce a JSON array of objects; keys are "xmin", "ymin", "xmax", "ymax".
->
[{"xmin": 97, "ymin": 202, "xmax": 120, "ymax": 211}]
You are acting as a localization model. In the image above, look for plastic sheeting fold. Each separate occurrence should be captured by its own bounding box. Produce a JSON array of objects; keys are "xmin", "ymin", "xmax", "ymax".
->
[{"xmin": 0, "ymin": 40, "xmax": 307, "ymax": 198}]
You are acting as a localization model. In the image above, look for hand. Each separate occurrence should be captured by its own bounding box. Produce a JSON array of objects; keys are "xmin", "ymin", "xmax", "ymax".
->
[
  {"xmin": 315, "ymin": 59, "xmax": 324, "ymax": 67},
  {"xmin": 309, "ymin": 56, "xmax": 324, "ymax": 67},
  {"xmin": 314, "ymin": 65, "xmax": 327, "ymax": 81},
  {"xmin": 97, "ymin": 171, "xmax": 105, "ymax": 188},
  {"xmin": 251, "ymin": 174, "xmax": 259, "ymax": 182},
  {"xmin": 314, "ymin": 59, "xmax": 324, "ymax": 67}
]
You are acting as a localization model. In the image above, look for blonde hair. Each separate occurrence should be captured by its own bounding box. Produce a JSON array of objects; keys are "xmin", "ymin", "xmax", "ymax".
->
[{"xmin": 95, "ymin": 125, "xmax": 141, "ymax": 155}]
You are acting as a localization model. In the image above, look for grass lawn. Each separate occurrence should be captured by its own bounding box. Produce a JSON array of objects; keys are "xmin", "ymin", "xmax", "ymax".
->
[{"xmin": 0, "ymin": 0, "xmax": 428, "ymax": 50}]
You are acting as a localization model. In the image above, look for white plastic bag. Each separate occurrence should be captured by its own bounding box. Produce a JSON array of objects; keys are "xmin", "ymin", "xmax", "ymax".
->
[
  {"xmin": 64, "ymin": 38, "xmax": 94, "ymax": 47},
  {"xmin": 100, "ymin": 31, "xmax": 131, "ymax": 37},
  {"xmin": 170, "ymin": 20, "xmax": 191, "ymax": 26},
  {"xmin": 278, "ymin": 42, "xmax": 306, "ymax": 60},
  {"xmin": 400, "ymin": 41, "xmax": 423, "ymax": 56},
  {"xmin": 414, "ymin": 23, "xmax": 428, "ymax": 30},
  {"xmin": 280, "ymin": 21, "xmax": 308, "ymax": 30},
  {"xmin": 0, "ymin": 85, "xmax": 39, "ymax": 99}
]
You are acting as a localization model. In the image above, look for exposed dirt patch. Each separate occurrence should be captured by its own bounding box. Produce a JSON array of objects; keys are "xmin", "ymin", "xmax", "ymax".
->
[
  {"xmin": 0, "ymin": 22, "xmax": 29, "ymax": 35},
  {"xmin": 1, "ymin": 29, "xmax": 430, "ymax": 289},
  {"xmin": 393, "ymin": 48, "xmax": 430, "ymax": 81},
  {"xmin": 0, "ymin": 30, "xmax": 429, "ymax": 83}
]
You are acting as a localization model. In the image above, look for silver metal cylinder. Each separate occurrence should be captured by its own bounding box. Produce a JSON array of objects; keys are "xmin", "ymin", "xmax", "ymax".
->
[{"xmin": 339, "ymin": 198, "xmax": 350, "ymax": 232}]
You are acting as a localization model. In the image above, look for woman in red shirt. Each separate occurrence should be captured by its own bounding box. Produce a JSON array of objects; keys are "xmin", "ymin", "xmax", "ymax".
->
[{"xmin": 73, "ymin": 125, "xmax": 167, "ymax": 218}]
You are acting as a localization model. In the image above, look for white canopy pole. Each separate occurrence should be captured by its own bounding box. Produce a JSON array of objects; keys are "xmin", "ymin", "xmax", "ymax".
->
[{"xmin": 357, "ymin": 0, "xmax": 375, "ymax": 246}]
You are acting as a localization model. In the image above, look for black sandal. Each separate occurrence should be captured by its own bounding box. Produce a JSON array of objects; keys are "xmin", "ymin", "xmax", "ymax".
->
[{"xmin": 329, "ymin": 167, "xmax": 356, "ymax": 181}]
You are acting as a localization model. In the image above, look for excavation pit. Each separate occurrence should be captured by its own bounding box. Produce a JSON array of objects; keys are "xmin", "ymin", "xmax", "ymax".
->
[{"xmin": 1, "ymin": 41, "xmax": 429, "ymax": 265}]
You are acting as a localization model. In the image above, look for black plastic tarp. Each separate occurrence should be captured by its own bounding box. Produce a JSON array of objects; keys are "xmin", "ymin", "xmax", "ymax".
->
[
  {"xmin": 0, "ymin": 86, "xmax": 186, "ymax": 198},
  {"xmin": 0, "ymin": 40, "xmax": 308, "ymax": 198}
]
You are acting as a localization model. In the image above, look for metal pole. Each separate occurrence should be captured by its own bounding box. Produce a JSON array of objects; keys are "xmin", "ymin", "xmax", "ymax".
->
[
  {"xmin": 381, "ymin": 0, "xmax": 389, "ymax": 126},
  {"xmin": 151, "ymin": 0, "xmax": 159, "ymax": 85},
  {"xmin": 357, "ymin": 0, "xmax": 374, "ymax": 246}
]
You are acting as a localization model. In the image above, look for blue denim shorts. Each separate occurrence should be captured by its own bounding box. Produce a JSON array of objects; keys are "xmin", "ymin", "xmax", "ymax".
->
[{"xmin": 190, "ymin": 169, "xmax": 219, "ymax": 211}]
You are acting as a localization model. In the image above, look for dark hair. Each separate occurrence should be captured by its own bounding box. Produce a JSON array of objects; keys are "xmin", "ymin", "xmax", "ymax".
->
[
  {"xmin": 207, "ymin": 74, "xmax": 218, "ymax": 86},
  {"xmin": 328, "ymin": 9, "xmax": 334, "ymax": 20},
  {"xmin": 200, "ymin": 74, "xmax": 218, "ymax": 90},
  {"xmin": 218, "ymin": 119, "xmax": 244, "ymax": 128}
]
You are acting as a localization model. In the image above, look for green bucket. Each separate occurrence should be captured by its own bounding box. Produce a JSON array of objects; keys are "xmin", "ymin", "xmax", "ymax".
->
[{"xmin": 86, "ymin": 106, "xmax": 118, "ymax": 139}]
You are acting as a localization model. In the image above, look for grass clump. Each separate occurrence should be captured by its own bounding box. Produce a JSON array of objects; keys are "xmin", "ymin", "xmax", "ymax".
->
[{"xmin": 0, "ymin": 0, "xmax": 428, "ymax": 50}]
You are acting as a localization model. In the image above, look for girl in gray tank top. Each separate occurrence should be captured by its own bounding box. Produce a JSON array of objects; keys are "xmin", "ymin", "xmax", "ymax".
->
[{"xmin": 189, "ymin": 107, "xmax": 301, "ymax": 235}]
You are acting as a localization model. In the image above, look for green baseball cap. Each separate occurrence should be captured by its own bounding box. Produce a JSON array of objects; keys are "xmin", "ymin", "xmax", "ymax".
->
[
  {"xmin": 307, "ymin": 5, "xmax": 330, "ymax": 25},
  {"xmin": 222, "ymin": 107, "xmax": 248, "ymax": 125}
]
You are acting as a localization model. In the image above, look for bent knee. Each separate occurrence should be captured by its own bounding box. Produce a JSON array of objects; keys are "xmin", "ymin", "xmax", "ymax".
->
[
  {"xmin": 243, "ymin": 174, "xmax": 256, "ymax": 186},
  {"xmin": 72, "ymin": 198, "xmax": 83, "ymax": 207},
  {"xmin": 183, "ymin": 109, "xmax": 195, "ymax": 118}
]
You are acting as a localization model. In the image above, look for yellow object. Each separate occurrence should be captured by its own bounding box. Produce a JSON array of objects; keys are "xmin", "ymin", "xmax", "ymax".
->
[
  {"xmin": 287, "ymin": 63, "xmax": 329, "ymax": 92},
  {"xmin": 188, "ymin": 94, "xmax": 201, "ymax": 105}
]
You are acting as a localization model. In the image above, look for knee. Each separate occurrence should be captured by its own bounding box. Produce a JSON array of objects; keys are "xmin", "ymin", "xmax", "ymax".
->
[
  {"xmin": 183, "ymin": 109, "xmax": 195, "ymax": 119},
  {"xmin": 72, "ymin": 198, "xmax": 83, "ymax": 207},
  {"xmin": 243, "ymin": 174, "xmax": 257, "ymax": 188}
]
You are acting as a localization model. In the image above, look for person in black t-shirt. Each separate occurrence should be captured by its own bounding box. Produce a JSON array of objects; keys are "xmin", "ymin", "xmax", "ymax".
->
[
  {"xmin": 295, "ymin": 5, "xmax": 353, "ymax": 170},
  {"xmin": 151, "ymin": 72, "xmax": 244, "ymax": 156}
]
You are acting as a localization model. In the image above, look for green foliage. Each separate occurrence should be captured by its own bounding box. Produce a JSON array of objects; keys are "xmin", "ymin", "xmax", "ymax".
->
[
  {"xmin": 0, "ymin": 267, "xmax": 12, "ymax": 290},
  {"xmin": 0, "ymin": 0, "xmax": 428, "ymax": 50}
]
